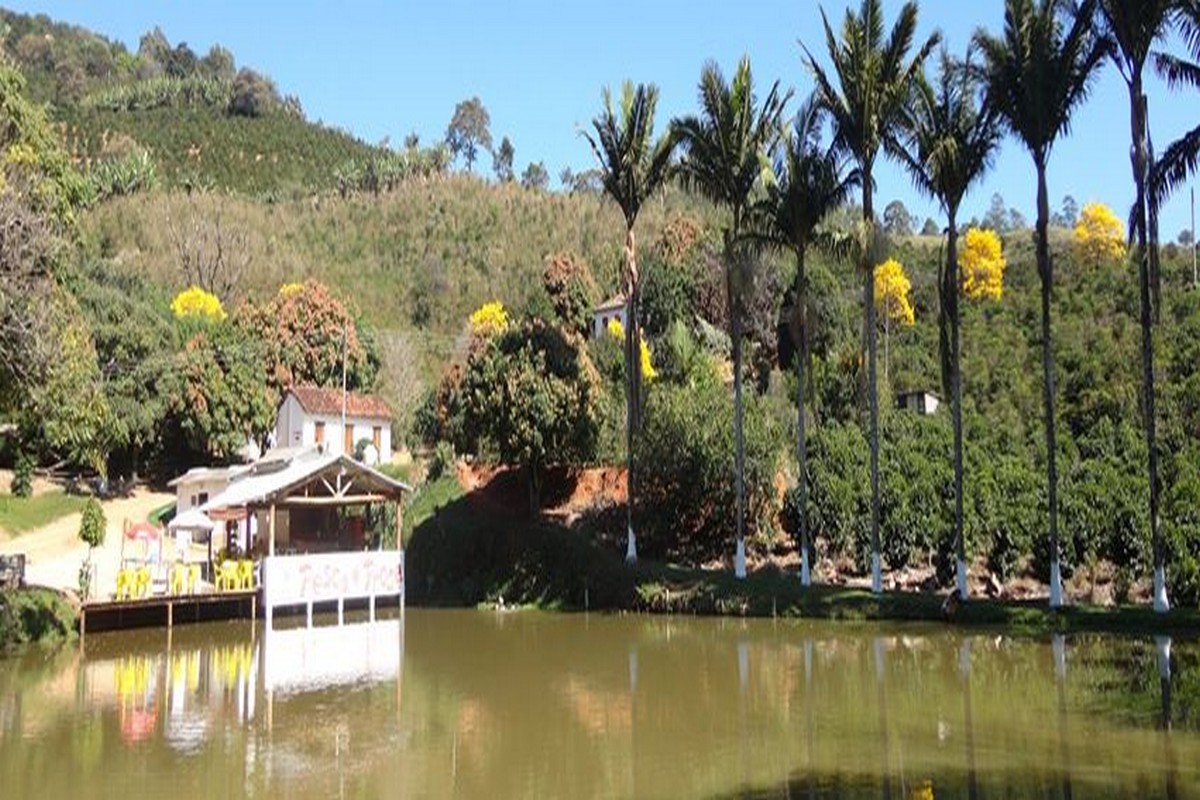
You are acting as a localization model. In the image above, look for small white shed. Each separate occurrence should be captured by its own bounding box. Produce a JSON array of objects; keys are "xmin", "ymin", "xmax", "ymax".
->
[
  {"xmin": 591, "ymin": 294, "xmax": 627, "ymax": 340},
  {"xmin": 896, "ymin": 389, "xmax": 942, "ymax": 415}
]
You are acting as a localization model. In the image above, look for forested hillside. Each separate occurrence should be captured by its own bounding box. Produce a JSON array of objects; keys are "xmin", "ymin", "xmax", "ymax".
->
[{"xmin": 2, "ymin": 5, "xmax": 1199, "ymax": 605}]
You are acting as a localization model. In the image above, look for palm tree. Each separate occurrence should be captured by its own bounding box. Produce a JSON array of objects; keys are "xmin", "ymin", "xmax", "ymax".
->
[
  {"xmin": 898, "ymin": 49, "xmax": 1000, "ymax": 601},
  {"xmin": 582, "ymin": 81, "xmax": 675, "ymax": 564},
  {"xmin": 673, "ymin": 56, "xmax": 788, "ymax": 578},
  {"xmin": 803, "ymin": 0, "xmax": 939, "ymax": 593},
  {"xmin": 749, "ymin": 97, "xmax": 859, "ymax": 586},
  {"xmin": 1097, "ymin": 0, "xmax": 1186, "ymax": 613},
  {"xmin": 976, "ymin": 0, "xmax": 1107, "ymax": 608}
]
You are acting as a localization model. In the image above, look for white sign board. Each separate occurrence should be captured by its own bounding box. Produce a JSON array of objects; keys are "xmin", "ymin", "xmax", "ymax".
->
[{"xmin": 262, "ymin": 550, "xmax": 404, "ymax": 611}]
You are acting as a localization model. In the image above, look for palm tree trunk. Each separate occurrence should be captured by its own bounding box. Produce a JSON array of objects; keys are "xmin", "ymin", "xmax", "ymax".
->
[
  {"xmin": 864, "ymin": 178, "xmax": 882, "ymax": 594},
  {"xmin": 1129, "ymin": 86, "xmax": 1166, "ymax": 611},
  {"xmin": 1035, "ymin": 156, "xmax": 1063, "ymax": 608},
  {"xmin": 796, "ymin": 248, "xmax": 812, "ymax": 586},
  {"xmin": 624, "ymin": 227, "xmax": 641, "ymax": 564},
  {"xmin": 947, "ymin": 214, "xmax": 966, "ymax": 600},
  {"xmin": 732, "ymin": 298, "xmax": 748, "ymax": 580}
]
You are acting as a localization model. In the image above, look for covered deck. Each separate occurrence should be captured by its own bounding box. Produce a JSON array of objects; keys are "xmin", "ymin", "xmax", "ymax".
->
[{"xmin": 200, "ymin": 450, "xmax": 410, "ymax": 629}]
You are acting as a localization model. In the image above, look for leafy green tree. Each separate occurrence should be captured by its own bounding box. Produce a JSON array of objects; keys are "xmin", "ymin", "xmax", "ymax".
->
[
  {"xmin": 582, "ymin": 80, "xmax": 675, "ymax": 563},
  {"xmin": 898, "ymin": 49, "xmax": 1000, "ymax": 598},
  {"xmin": 78, "ymin": 497, "xmax": 105, "ymax": 551},
  {"xmin": 493, "ymin": 135, "xmax": 515, "ymax": 183},
  {"xmin": 228, "ymin": 67, "xmax": 278, "ymax": 117},
  {"xmin": 446, "ymin": 96, "xmax": 492, "ymax": 172},
  {"xmin": 883, "ymin": 200, "xmax": 914, "ymax": 237},
  {"xmin": 976, "ymin": 0, "xmax": 1107, "ymax": 607},
  {"xmin": 541, "ymin": 251, "xmax": 597, "ymax": 339},
  {"xmin": 982, "ymin": 192, "xmax": 1010, "ymax": 232},
  {"xmin": 804, "ymin": 0, "xmax": 939, "ymax": 592},
  {"xmin": 672, "ymin": 56, "xmax": 788, "ymax": 578},
  {"xmin": 236, "ymin": 279, "xmax": 378, "ymax": 397},
  {"xmin": 459, "ymin": 319, "xmax": 600, "ymax": 511},
  {"xmin": 635, "ymin": 380, "xmax": 779, "ymax": 563},
  {"xmin": 750, "ymin": 97, "xmax": 858, "ymax": 585},
  {"xmin": 199, "ymin": 44, "xmax": 235, "ymax": 80},
  {"xmin": 921, "ymin": 217, "xmax": 940, "ymax": 236},
  {"xmin": 520, "ymin": 161, "xmax": 549, "ymax": 190},
  {"xmin": 162, "ymin": 321, "xmax": 274, "ymax": 463}
]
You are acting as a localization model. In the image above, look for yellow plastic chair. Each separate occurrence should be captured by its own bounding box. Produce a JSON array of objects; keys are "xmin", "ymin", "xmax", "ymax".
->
[
  {"xmin": 186, "ymin": 563, "xmax": 200, "ymax": 594},
  {"xmin": 134, "ymin": 566, "xmax": 151, "ymax": 599},
  {"xmin": 115, "ymin": 568, "xmax": 133, "ymax": 601},
  {"xmin": 169, "ymin": 563, "xmax": 186, "ymax": 595},
  {"xmin": 214, "ymin": 561, "xmax": 238, "ymax": 592},
  {"xmin": 237, "ymin": 560, "xmax": 254, "ymax": 591}
]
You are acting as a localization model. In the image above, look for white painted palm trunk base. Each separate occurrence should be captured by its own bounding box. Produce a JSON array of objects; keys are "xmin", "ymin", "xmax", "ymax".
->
[
  {"xmin": 735, "ymin": 538, "xmax": 746, "ymax": 579},
  {"xmin": 800, "ymin": 548, "xmax": 811, "ymax": 586},
  {"xmin": 625, "ymin": 526, "xmax": 637, "ymax": 564},
  {"xmin": 956, "ymin": 559, "xmax": 968, "ymax": 601},
  {"xmin": 1154, "ymin": 566, "xmax": 1170, "ymax": 613},
  {"xmin": 1049, "ymin": 559, "xmax": 1063, "ymax": 608},
  {"xmin": 871, "ymin": 553, "xmax": 882, "ymax": 594}
]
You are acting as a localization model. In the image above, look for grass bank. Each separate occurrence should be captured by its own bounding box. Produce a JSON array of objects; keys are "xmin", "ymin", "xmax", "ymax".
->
[
  {"xmin": 406, "ymin": 483, "xmax": 1200, "ymax": 636},
  {"xmin": 0, "ymin": 588, "xmax": 77, "ymax": 653},
  {"xmin": 0, "ymin": 492, "xmax": 86, "ymax": 536}
]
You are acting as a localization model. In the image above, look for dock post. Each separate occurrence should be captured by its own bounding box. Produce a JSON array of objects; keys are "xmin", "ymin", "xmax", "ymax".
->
[
  {"xmin": 338, "ymin": 597, "xmax": 344, "ymax": 626},
  {"xmin": 306, "ymin": 601, "xmax": 313, "ymax": 628},
  {"xmin": 167, "ymin": 601, "xmax": 173, "ymax": 629},
  {"xmin": 369, "ymin": 594, "xmax": 375, "ymax": 623}
]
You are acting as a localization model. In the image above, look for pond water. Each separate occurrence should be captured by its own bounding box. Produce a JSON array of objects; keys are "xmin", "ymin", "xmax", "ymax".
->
[{"xmin": 2, "ymin": 609, "xmax": 1199, "ymax": 799}]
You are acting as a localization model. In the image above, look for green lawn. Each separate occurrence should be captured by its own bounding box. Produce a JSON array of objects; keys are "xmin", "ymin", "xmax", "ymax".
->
[{"xmin": 0, "ymin": 492, "xmax": 87, "ymax": 536}]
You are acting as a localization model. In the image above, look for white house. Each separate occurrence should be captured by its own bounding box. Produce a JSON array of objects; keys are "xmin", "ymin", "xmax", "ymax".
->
[
  {"xmin": 896, "ymin": 389, "xmax": 941, "ymax": 415},
  {"xmin": 591, "ymin": 294, "xmax": 627, "ymax": 340},
  {"xmin": 275, "ymin": 385, "xmax": 393, "ymax": 464},
  {"xmin": 167, "ymin": 464, "xmax": 249, "ymax": 545}
]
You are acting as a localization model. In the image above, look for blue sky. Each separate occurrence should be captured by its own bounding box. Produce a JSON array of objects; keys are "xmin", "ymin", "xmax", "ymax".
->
[{"xmin": 11, "ymin": 0, "xmax": 1200, "ymax": 238}]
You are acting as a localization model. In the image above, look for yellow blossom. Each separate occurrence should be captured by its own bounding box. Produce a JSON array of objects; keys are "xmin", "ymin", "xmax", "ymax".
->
[
  {"xmin": 469, "ymin": 301, "xmax": 509, "ymax": 336},
  {"xmin": 605, "ymin": 317, "xmax": 656, "ymax": 381},
  {"xmin": 170, "ymin": 285, "xmax": 226, "ymax": 320},
  {"xmin": 958, "ymin": 227, "xmax": 1006, "ymax": 301},
  {"xmin": 874, "ymin": 258, "xmax": 915, "ymax": 326},
  {"xmin": 1073, "ymin": 201, "xmax": 1126, "ymax": 265},
  {"xmin": 278, "ymin": 282, "xmax": 304, "ymax": 297}
]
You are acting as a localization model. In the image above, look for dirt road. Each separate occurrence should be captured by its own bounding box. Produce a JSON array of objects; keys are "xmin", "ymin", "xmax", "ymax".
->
[{"xmin": 0, "ymin": 489, "xmax": 173, "ymax": 596}]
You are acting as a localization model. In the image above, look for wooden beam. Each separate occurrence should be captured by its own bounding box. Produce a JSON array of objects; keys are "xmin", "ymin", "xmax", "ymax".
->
[
  {"xmin": 269, "ymin": 503, "xmax": 276, "ymax": 557},
  {"xmin": 282, "ymin": 494, "xmax": 390, "ymax": 507},
  {"xmin": 395, "ymin": 498, "xmax": 403, "ymax": 549}
]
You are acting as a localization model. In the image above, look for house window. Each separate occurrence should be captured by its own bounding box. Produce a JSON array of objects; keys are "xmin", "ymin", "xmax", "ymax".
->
[
  {"xmin": 314, "ymin": 421, "xmax": 325, "ymax": 444},
  {"xmin": 198, "ymin": 492, "xmax": 208, "ymax": 505},
  {"xmin": 344, "ymin": 424, "xmax": 354, "ymax": 455},
  {"xmin": 372, "ymin": 426, "xmax": 382, "ymax": 451}
]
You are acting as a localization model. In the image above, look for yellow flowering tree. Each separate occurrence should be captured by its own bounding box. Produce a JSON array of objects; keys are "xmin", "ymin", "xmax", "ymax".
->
[
  {"xmin": 958, "ymin": 227, "xmax": 1006, "ymax": 300},
  {"xmin": 170, "ymin": 285, "xmax": 226, "ymax": 320},
  {"xmin": 469, "ymin": 301, "xmax": 509, "ymax": 337},
  {"xmin": 606, "ymin": 318, "xmax": 657, "ymax": 382},
  {"xmin": 874, "ymin": 258, "xmax": 914, "ymax": 384},
  {"xmin": 1073, "ymin": 201, "xmax": 1126, "ymax": 266}
]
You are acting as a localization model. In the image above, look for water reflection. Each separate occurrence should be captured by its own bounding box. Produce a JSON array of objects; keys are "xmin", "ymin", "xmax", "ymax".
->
[{"xmin": 1, "ymin": 612, "xmax": 1200, "ymax": 799}]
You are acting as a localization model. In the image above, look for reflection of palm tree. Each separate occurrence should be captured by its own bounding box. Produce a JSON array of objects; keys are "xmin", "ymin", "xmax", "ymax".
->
[
  {"xmin": 1052, "ymin": 634, "xmax": 1073, "ymax": 799},
  {"xmin": 976, "ymin": 0, "xmax": 1107, "ymax": 607},
  {"xmin": 673, "ymin": 57, "xmax": 788, "ymax": 578},
  {"xmin": 959, "ymin": 640, "xmax": 979, "ymax": 800},
  {"xmin": 804, "ymin": 0, "xmax": 939, "ymax": 593},
  {"xmin": 1157, "ymin": 636, "xmax": 1178, "ymax": 799},
  {"xmin": 873, "ymin": 637, "xmax": 892, "ymax": 800}
]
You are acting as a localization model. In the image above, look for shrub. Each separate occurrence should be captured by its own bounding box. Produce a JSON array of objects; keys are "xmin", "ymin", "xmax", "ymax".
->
[
  {"xmin": 78, "ymin": 497, "xmax": 106, "ymax": 550},
  {"xmin": 428, "ymin": 441, "xmax": 455, "ymax": 482},
  {"xmin": 635, "ymin": 381, "xmax": 780, "ymax": 563},
  {"xmin": 10, "ymin": 447, "xmax": 33, "ymax": 497},
  {"xmin": 228, "ymin": 68, "xmax": 278, "ymax": 117}
]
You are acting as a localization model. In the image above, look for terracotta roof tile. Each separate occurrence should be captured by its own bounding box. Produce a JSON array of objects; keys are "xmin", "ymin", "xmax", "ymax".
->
[{"xmin": 288, "ymin": 385, "xmax": 392, "ymax": 420}]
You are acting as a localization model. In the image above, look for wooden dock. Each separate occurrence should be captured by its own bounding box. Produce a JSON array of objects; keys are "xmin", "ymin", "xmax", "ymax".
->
[{"xmin": 80, "ymin": 590, "xmax": 259, "ymax": 634}]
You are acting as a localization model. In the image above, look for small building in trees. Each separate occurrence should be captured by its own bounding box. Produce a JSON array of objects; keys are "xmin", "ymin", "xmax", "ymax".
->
[
  {"xmin": 591, "ymin": 294, "xmax": 627, "ymax": 339},
  {"xmin": 275, "ymin": 385, "xmax": 393, "ymax": 464},
  {"xmin": 896, "ymin": 389, "xmax": 941, "ymax": 415}
]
